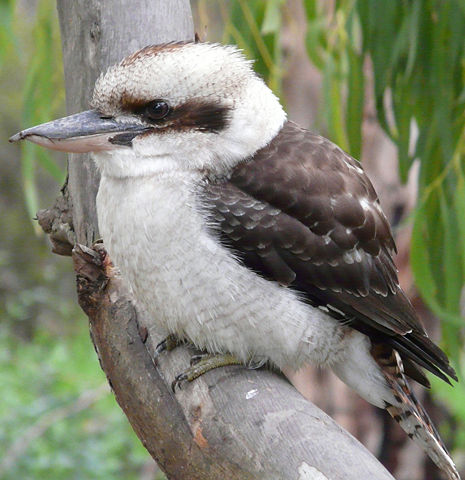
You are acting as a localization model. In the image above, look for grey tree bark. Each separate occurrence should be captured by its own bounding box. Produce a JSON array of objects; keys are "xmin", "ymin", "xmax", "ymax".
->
[{"xmin": 37, "ymin": 1, "xmax": 396, "ymax": 478}]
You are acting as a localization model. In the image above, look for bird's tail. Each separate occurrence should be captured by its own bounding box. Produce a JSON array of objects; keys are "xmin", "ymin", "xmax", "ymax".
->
[{"xmin": 376, "ymin": 347, "xmax": 460, "ymax": 480}]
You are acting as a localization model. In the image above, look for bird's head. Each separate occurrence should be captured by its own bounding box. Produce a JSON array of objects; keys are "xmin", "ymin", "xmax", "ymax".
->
[{"xmin": 10, "ymin": 42, "xmax": 286, "ymax": 178}]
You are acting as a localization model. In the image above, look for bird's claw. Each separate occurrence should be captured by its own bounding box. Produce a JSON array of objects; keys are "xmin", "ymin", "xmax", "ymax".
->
[
  {"xmin": 189, "ymin": 354, "xmax": 205, "ymax": 366},
  {"xmin": 153, "ymin": 334, "xmax": 181, "ymax": 362},
  {"xmin": 246, "ymin": 357, "xmax": 267, "ymax": 370},
  {"xmin": 172, "ymin": 372, "xmax": 189, "ymax": 392}
]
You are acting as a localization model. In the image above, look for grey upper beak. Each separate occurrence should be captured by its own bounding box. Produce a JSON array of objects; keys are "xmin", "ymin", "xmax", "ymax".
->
[{"xmin": 9, "ymin": 109, "xmax": 151, "ymax": 153}]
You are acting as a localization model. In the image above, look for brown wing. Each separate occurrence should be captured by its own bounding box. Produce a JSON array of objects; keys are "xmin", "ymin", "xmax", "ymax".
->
[{"xmin": 203, "ymin": 121, "xmax": 456, "ymax": 385}]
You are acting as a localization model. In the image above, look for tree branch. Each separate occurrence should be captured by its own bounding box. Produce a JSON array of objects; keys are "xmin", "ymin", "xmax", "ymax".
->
[{"xmin": 41, "ymin": 1, "xmax": 396, "ymax": 478}]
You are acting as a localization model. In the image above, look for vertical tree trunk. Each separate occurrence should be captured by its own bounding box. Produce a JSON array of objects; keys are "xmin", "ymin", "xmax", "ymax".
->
[{"xmin": 38, "ymin": 1, "xmax": 397, "ymax": 478}]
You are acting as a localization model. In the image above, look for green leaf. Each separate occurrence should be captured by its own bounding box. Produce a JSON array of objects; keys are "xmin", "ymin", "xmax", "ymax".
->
[
  {"xmin": 410, "ymin": 206, "xmax": 438, "ymax": 302},
  {"xmin": 261, "ymin": 0, "xmax": 283, "ymax": 35},
  {"xmin": 405, "ymin": 0, "xmax": 420, "ymax": 77},
  {"xmin": 392, "ymin": 82, "xmax": 413, "ymax": 183},
  {"xmin": 20, "ymin": 142, "xmax": 41, "ymax": 234},
  {"xmin": 439, "ymin": 187, "xmax": 462, "ymax": 312},
  {"xmin": 322, "ymin": 57, "xmax": 349, "ymax": 151},
  {"xmin": 454, "ymin": 171, "xmax": 465, "ymax": 276},
  {"xmin": 346, "ymin": 44, "xmax": 363, "ymax": 158}
]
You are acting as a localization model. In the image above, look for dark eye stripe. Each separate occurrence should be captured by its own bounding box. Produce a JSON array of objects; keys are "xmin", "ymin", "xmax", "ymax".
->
[
  {"xmin": 167, "ymin": 100, "xmax": 231, "ymax": 133},
  {"xmin": 123, "ymin": 97, "xmax": 231, "ymax": 134}
]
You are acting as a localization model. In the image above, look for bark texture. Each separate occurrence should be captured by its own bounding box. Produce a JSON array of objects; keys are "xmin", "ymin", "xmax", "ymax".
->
[{"xmin": 39, "ymin": 1, "xmax": 397, "ymax": 478}]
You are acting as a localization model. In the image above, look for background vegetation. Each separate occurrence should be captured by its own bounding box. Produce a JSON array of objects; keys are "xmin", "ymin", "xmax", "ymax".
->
[{"xmin": 1, "ymin": 0, "xmax": 464, "ymax": 478}]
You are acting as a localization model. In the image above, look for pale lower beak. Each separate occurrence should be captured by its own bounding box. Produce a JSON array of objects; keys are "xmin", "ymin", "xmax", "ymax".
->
[{"xmin": 9, "ymin": 109, "xmax": 151, "ymax": 153}]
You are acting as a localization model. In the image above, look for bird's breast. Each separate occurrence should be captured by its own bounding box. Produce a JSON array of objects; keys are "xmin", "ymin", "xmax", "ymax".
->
[
  {"xmin": 97, "ymin": 171, "xmax": 204, "ymax": 286},
  {"xmin": 96, "ymin": 171, "xmax": 228, "ymax": 333},
  {"xmin": 95, "ymin": 171, "xmax": 346, "ymax": 369}
]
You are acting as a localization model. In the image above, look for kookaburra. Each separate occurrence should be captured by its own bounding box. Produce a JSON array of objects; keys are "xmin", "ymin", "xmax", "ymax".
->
[{"xmin": 10, "ymin": 42, "xmax": 459, "ymax": 479}]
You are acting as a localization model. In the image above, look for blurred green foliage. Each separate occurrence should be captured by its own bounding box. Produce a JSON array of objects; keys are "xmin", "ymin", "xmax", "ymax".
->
[
  {"xmin": 0, "ymin": 324, "xmax": 151, "ymax": 479},
  {"xmin": 5, "ymin": 0, "xmax": 65, "ymax": 230},
  {"xmin": 2, "ymin": 0, "xmax": 464, "ymax": 476},
  {"xmin": 220, "ymin": 0, "xmax": 284, "ymax": 95},
  {"xmin": 20, "ymin": 0, "xmax": 66, "ymax": 229},
  {"xmin": 354, "ymin": 1, "xmax": 465, "ymax": 369}
]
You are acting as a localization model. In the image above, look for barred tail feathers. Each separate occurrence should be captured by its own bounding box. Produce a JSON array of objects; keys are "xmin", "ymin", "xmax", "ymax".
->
[{"xmin": 378, "ymin": 348, "xmax": 460, "ymax": 480}]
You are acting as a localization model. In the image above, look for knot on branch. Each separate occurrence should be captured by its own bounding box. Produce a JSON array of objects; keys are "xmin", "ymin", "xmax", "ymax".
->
[
  {"xmin": 37, "ymin": 181, "xmax": 76, "ymax": 256},
  {"xmin": 72, "ymin": 243, "xmax": 111, "ymax": 316}
]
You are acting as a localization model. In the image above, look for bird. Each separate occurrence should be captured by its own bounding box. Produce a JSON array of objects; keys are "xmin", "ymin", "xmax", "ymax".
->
[{"xmin": 10, "ymin": 41, "xmax": 460, "ymax": 479}]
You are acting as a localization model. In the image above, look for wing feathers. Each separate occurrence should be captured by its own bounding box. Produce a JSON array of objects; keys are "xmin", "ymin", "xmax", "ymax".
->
[{"xmin": 203, "ymin": 121, "xmax": 456, "ymax": 385}]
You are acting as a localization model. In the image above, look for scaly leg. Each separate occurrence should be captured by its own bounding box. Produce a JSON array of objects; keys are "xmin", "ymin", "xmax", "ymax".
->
[{"xmin": 172, "ymin": 353, "xmax": 243, "ymax": 392}]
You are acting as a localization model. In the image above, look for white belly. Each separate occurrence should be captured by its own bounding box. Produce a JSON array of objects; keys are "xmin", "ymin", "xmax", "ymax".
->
[{"xmin": 96, "ymin": 171, "xmax": 348, "ymax": 369}]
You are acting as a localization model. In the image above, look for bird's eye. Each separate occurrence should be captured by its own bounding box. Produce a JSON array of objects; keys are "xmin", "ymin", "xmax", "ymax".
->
[{"xmin": 144, "ymin": 100, "xmax": 170, "ymax": 121}]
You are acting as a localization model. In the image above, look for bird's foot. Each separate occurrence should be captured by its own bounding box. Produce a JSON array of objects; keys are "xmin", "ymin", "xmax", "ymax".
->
[
  {"xmin": 154, "ymin": 334, "xmax": 183, "ymax": 361},
  {"xmin": 172, "ymin": 353, "xmax": 242, "ymax": 392}
]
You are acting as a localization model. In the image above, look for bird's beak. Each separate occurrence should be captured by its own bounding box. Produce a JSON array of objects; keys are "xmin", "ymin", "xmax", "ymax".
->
[{"xmin": 9, "ymin": 109, "xmax": 151, "ymax": 153}]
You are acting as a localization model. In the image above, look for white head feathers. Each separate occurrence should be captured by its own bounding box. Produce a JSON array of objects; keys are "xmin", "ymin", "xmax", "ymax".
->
[{"xmin": 91, "ymin": 42, "xmax": 286, "ymax": 178}]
